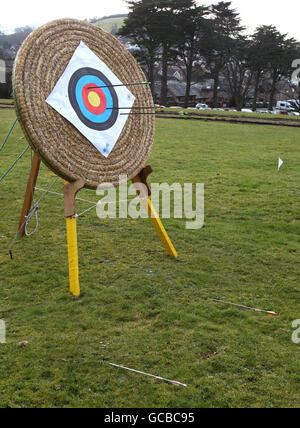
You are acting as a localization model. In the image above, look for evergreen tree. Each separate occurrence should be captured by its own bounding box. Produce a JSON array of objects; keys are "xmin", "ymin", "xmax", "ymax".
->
[
  {"xmin": 118, "ymin": 1, "xmax": 161, "ymax": 98},
  {"xmin": 223, "ymin": 36, "xmax": 253, "ymax": 110},
  {"xmin": 200, "ymin": 1, "xmax": 244, "ymax": 107},
  {"xmin": 153, "ymin": 0, "xmax": 197, "ymax": 105},
  {"xmin": 175, "ymin": 4, "xmax": 208, "ymax": 107},
  {"xmin": 265, "ymin": 29, "xmax": 299, "ymax": 109},
  {"xmin": 248, "ymin": 26, "xmax": 278, "ymax": 111},
  {"xmin": 119, "ymin": 0, "xmax": 198, "ymax": 104}
]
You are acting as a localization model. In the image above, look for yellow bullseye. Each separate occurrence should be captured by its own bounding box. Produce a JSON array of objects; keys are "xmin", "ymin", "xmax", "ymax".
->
[{"xmin": 88, "ymin": 91, "xmax": 101, "ymax": 107}]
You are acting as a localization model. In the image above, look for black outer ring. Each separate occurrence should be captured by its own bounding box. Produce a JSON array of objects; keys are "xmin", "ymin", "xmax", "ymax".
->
[{"xmin": 68, "ymin": 67, "xmax": 119, "ymax": 131}]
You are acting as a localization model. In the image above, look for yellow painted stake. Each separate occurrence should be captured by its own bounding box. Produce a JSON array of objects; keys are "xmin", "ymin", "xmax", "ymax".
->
[
  {"xmin": 141, "ymin": 197, "xmax": 178, "ymax": 258},
  {"xmin": 66, "ymin": 216, "xmax": 80, "ymax": 297}
]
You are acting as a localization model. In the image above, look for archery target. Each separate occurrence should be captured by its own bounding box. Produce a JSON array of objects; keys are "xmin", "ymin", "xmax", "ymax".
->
[
  {"xmin": 13, "ymin": 19, "xmax": 155, "ymax": 189},
  {"xmin": 46, "ymin": 41, "xmax": 135, "ymax": 158}
]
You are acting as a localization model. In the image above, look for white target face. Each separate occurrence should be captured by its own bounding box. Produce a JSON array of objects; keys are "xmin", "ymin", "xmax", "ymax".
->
[{"xmin": 46, "ymin": 41, "xmax": 136, "ymax": 158}]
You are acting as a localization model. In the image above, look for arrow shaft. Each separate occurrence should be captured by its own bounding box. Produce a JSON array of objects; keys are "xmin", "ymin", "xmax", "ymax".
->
[
  {"xmin": 89, "ymin": 82, "xmax": 151, "ymax": 90},
  {"xmin": 109, "ymin": 363, "xmax": 187, "ymax": 387},
  {"xmin": 106, "ymin": 106, "xmax": 155, "ymax": 110},
  {"xmin": 210, "ymin": 299, "xmax": 279, "ymax": 316}
]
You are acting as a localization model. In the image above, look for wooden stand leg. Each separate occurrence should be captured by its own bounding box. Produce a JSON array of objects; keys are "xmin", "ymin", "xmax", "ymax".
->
[
  {"xmin": 132, "ymin": 167, "xmax": 178, "ymax": 258},
  {"xmin": 64, "ymin": 179, "xmax": 85, "ymax": 297},
  {"xmin": 18, "ymin": 152, "xmax": 41, "ymax": 236}
]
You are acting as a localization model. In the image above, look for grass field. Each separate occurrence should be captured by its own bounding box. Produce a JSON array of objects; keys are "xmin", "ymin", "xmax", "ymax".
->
[
  {"xmin": 163, "ymin": 107, "xmax": 300, "ymax": 123},
  {"xmin": 94, "ymin": 17, "xmax": 126, "ymax": 34},
  {"xmin": 0, "ymin": 106, "xmax": 300, "ymax": 408}
]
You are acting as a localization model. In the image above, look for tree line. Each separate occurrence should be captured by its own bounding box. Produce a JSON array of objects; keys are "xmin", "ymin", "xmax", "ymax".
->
[
  {"xmin": 118, "ymin": 0, "xmax": 300, "ymax": 110},
  {"xmin": 0, "ymin": 26, "xmax": 34, "ymax": 98}
]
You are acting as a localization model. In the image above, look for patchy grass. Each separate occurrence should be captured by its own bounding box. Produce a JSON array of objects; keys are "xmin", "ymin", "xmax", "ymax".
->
[{"xmin": 0, "ymin": 109, "xmax": 300, "ymax": 408}]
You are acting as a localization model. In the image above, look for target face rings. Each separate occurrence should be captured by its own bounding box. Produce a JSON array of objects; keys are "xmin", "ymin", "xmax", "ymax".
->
[{"xmin": 68, "ymin": 67, "xmax": 119, "ymax": 131}]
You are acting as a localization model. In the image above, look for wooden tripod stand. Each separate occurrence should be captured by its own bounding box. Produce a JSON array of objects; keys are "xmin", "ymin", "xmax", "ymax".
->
[{"xmin": 18, "ymin": 152, "xmax": 178, "ymax": 297}]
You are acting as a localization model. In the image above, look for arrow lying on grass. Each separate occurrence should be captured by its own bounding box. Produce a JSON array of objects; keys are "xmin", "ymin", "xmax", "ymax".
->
[
  {"xmin": 109, "ymin": 363, "xmax": 187, "ymax": 387},
  {"xmin": 209, "ymin": 299, "xmax": 280, "ymax": 316}
]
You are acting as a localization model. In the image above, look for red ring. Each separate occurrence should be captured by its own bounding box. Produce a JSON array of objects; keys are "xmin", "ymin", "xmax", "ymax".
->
[{"xmin": 82, "ymin": 84, "xmax": 107, "ymax": 115}]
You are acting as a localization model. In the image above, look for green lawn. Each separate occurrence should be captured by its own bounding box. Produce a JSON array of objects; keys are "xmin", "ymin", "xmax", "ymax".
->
[
  {"xmin": 0, "ymin": 107, "xmax": 300, "ymax": 408},
  {"xmin": 0, "ymin": 99, "xmax": 13, "ymax": 105},
  {"xmin": 94, "ymin": 17, "xmax": 126, "ymax": 34},
  {"xmin": 164, "ymin": 106, "xmax": 300, "ymax": 122}
]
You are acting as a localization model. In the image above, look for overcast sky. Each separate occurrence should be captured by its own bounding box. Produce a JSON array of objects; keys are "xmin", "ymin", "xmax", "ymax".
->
[{"xmin": 1, "ymin": 0, "xmax": 299, "ymax": 40}]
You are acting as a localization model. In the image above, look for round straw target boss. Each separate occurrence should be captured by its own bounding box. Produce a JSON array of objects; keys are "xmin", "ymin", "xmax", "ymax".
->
[{"xmin": 13, "ymin": 19, "xmax": 155, "ymax": 189}]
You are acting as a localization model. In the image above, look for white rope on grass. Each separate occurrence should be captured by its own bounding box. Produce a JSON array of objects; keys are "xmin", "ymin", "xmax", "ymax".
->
[
  {"xmin": 8, "ymin": 177, "xmax": 59, "ymax": 259},
  {"xmin": 34, "ymin": 187, "xmax": 148, "ymax": 218},
  {"xmin": 24, "ymin": 203, "xmax": 39, "ymax": 237},
  {"xmin": 0, "ymin": 118, "xmax": 17, "ymax": 153},
  {"xmin": 75, "ymin": 197, "xmax": 148, "ymax": 218},
  {"xmin": 34, "ymin": 187, "xmax": 98, "ymax": 205},
  {"xmin": 0, "ymin": 145, "xmax": 30, "ymax": 183},
  {"xmin": 75, "ymin": 204, "xmax": 97, "ymax": 218}
]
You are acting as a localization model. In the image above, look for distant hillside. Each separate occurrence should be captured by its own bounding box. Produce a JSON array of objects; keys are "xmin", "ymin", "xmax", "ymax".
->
[
  {"xmin": 0, "ymin": 26, "xmax": 32, "ymax": 49},
  {"xmin": 93, "ymin": 15, "xmax": 127, "ymax": 35}
]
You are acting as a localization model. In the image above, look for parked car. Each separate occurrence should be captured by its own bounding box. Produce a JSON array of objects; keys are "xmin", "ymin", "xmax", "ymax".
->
[
  {"xmin": 287, "ymin": 99, "xmax": 300, "ymax": 111},
  {"xmin": 275, "ymin": 101, "xmax": 295, "ymax": 112},
  {"xmin": 262, "ymin": 109, "xmax": 278, "ymax": 115},
  {"xmin": 196, "ymin": 103, "xmax": 210, "ymax": 110}
]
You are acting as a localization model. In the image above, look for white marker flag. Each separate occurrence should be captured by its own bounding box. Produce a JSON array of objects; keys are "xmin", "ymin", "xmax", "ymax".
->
[
  {"xmin": 278, "ymin": 157, "xmax": 284, "ymax": 171},
  {"xmin": 46, "ymin": 41, "xmax": 135, "ymax": 158}
]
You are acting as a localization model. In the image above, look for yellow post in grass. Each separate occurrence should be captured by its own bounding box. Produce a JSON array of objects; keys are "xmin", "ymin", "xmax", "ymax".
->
[
  {"xmin": 142, "ymin": 197, "xmax": 178, "ymax": 259},
  {"xmin": 64, "ymin": 179, "xmax": 85, "ymax": 297},
  {"xmin": 66, "ymin": 216, "xmax": 80, "ymax": 297},
  {"xmin": 132, "ymin": 167, "xmax": 178, "ymax": 259}
]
